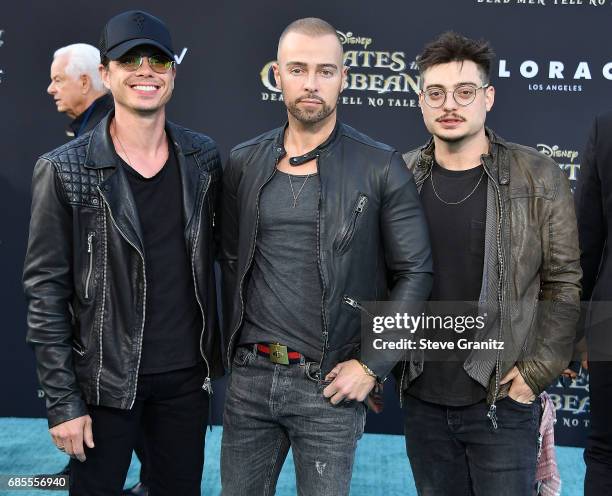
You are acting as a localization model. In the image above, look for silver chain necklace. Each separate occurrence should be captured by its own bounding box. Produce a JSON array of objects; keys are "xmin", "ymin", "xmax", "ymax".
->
[
  {"xmin": 111, "ymin": 121, "xmax": 167, "ymax": 172},
  {"xmin": 114, "ymin": 133, "xmax": 135, "ymax": 169},
  {"xmin": 430, "ymin": 167, "xmax": 485, "ymax": 205},
  {"xmin": 288, "ymin": 173, "xmax": 312, "ymax": 208}
]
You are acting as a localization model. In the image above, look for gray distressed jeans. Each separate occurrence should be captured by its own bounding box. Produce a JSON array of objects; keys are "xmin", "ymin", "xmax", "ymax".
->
[{"xmin": 221, "ymin": 346, "xmax": 366, "ymax": 496}]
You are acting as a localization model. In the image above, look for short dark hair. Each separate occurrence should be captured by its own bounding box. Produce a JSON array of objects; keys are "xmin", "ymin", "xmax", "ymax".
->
[
  {"xmin": 416, "ymin": 32, "xmax": 495, "ymax": 87},
  {"xmin": 278, "ymin": 17, "xmax": 342, "ymax": 57}
]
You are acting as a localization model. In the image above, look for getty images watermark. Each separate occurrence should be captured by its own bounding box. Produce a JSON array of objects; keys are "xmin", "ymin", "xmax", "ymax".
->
[
  {"xmin": 350, "ymin": 300, "xmax": 543, "ymax": 366},
  {"xmin": 370, "ymin": 310, "xmax": 505, "ymax": 351}
]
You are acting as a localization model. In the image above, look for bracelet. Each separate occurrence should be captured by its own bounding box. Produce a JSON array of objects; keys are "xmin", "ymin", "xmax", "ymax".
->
[{"xmin": 359, "ymin": 361, "xmax": 378, "ymax": 380}]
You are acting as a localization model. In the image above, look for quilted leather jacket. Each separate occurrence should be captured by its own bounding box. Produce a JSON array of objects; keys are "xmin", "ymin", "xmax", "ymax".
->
[
  {"xmin": 23, "ymin": 113, "xmax": 223, "ymax": 428},
  {"xmin": 401, "ymin": 128, "xmax": 582, "ymax": 419}
]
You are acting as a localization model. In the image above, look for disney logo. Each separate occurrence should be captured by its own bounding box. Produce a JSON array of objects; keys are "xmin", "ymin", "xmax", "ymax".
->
[
  {"xmin": 336, "ymin": 30, "xmax": 372, "ymax": 49},
  {"xmin": 537, "ymin": 144, "xmax": 579, "ymax": 163}
]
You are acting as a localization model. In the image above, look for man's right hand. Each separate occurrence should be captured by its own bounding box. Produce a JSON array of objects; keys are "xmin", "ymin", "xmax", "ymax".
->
[{"xmin": 49, "ymin": 415, "xmax": 94, "ymax": 462}]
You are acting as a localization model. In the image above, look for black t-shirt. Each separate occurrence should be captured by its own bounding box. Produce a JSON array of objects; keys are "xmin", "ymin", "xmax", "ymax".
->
[
  {"xmin": 239, "ymin": 170, "xmax": 323, "ymax": 361},
  {"xmin": 408, "ymin": 161, "xmax": 488, "ymax": 406},
  {"xmin": 119, "ymin": 144, "xmax": 202, "ymax": 374}
]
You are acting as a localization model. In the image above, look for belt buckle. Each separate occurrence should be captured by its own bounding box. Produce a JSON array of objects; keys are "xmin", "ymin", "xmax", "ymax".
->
[{"xmin": 269, "ymin": 343, "xmax": 289, "ymax": 365}]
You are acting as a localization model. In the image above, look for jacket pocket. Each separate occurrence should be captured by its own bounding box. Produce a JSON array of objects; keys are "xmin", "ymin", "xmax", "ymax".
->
[
  {"xmin": 84, "ymin": 231, "xmax": 96, "ymax": 300},
  {"xmin": 334, "ymin": 193, "xmax": 368, "ymax": 255}
]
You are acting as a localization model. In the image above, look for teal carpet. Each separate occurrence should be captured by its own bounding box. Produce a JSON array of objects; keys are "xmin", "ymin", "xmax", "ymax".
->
[{"xmin": 0, "ymin": 418, "xmax": 585, "ymax": 495}]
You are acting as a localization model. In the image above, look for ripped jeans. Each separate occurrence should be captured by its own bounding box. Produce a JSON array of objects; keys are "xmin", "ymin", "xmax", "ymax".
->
[{"xmin": 220, "ymin": 346, "xmax": 367, "ymax": 496}]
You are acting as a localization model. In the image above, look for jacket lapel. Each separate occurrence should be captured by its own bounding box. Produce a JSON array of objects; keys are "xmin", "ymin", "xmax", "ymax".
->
[
  {"xmin": 86, "ymin": 112, "xmax": 145, "ymax": 256},
  {"xmin": 167, "ymin": 122, "xmax": 206, "ymax": 248},
  {"xmin": 98, "ymin": 168, "xmax": 145, "ymax": 256}
]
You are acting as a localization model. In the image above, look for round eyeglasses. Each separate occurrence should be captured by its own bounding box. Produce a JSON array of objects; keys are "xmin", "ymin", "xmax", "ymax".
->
[
  {"xmin": 422, "ymin": 83, "xmax": 490, "ymax": 108},
  {"xmin": 116, "ymin": 55, "xmax": 175, "ymax": 74}
]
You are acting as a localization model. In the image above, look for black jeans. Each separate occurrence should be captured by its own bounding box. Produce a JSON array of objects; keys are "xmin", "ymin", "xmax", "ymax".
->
[
  {"xmin": 584, "ymin": 361, "xmax": 612, "ymax": 495},
  {"xmin": 403, "ymin": 394, "xmax": 541, "ymax": 496},
  {"xmin": 69, "ymin": 365, "xmax": 209, "ymax": 496}
]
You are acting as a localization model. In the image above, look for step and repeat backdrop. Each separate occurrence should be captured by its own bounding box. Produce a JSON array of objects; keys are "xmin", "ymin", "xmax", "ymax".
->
[{"xmin": 0, "ymin": 0, "xmax": 606, "ymax": 447}]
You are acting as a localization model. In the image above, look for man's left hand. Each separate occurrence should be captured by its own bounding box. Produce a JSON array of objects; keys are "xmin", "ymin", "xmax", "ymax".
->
[
  {"xmin": 500, "ymin": 366, "xmax": 536, "ymax": 404},
  {"xmin": 323, "ymin": 359, "xmax": 376, "ymax": 405}
]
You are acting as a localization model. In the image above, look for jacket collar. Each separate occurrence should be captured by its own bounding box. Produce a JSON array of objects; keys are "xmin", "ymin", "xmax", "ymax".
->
[
  {"xmin": 272, "ymin": 120, "xmax": 341, "ymax": 161},
  {"xmin": 416, "ymin": 127, "xmax": 510, "ymax": 186},
  {"xmin": 84, "ymin": 111, "xmax": 201, "ymax": 169},
  {"xmin": 90, "ymin": 111, "xmax": 208, "ymax": 257}
]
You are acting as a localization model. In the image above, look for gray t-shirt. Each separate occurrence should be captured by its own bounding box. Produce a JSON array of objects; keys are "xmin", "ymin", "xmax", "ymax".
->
[{"xmin": 239, "ymin": 169, "xmax": 323, "ymax": 360}]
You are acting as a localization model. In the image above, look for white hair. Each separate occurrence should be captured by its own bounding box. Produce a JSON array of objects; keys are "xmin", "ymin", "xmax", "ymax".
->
[{"xmin": 53, "ymin": 43, "xmax": 106, "ymax": 92}]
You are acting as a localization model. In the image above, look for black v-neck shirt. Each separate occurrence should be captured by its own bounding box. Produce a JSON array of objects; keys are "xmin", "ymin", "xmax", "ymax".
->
[{"xmin": 118, "ymin": 146, "xmax": 202, "ymax": 375}]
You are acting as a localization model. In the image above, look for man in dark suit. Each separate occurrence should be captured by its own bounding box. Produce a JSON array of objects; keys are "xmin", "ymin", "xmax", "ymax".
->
[
  {"xmin": 575, "ymin": 111, "xmax": 612, "ymax": 495},
  {"xmin": 47, "ymin": 43, "xmax": 113, "ymax": 138}
]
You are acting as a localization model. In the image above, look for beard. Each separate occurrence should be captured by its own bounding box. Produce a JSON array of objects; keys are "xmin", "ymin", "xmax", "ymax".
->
[
  {"xmin": 286, "ymin": 94, "xmax": 336, "ymax": 125},
  {"xmin": 435, "ymin": 132, "xmax": 468, "ymax": 144}
]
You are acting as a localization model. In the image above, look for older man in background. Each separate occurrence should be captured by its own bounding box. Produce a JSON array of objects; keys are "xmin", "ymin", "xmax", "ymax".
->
[{"xmin": 47, "ymin": 43, "xmax": 113, "ymax": 138}]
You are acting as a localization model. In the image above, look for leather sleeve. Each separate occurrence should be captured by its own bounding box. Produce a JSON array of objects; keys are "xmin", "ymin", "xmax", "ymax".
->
[
  {"xmin": 517, "ymin": 165, "xmax": 582, "ymax": 395},
  {"xmin": 22, "ymin": 158, "xmax": 88, "ymax": 428},
  {"xmin": 366, "ymin": 151, "xmax": 433, "ymax": 380}
]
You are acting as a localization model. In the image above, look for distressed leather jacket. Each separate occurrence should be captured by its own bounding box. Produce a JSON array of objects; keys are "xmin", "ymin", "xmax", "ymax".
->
[
  {"xmin": 400, "ymin": 128, "xmax": 582, "ymax": 417},
  {"xmin": 23, "ymin": 113, "xmax": 223, "ymax": 427}
]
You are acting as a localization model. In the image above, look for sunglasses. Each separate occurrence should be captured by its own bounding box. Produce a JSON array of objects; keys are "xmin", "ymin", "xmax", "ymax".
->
[{"xmin": 116, "ymin": 55, "xmax": 175, "ymax": 74}]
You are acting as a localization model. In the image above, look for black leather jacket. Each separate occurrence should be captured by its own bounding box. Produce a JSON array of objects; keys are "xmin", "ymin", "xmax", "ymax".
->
[
  {"xmin": 23, "ymin": 113, "xmax": 223, "ymax": 428},
  {"xmin": 219, "ymin": 122, "xmax": 433, "ymax": 379}
]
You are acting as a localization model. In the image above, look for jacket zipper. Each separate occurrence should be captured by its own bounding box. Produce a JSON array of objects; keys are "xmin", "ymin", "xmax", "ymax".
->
[
  {"xmin": 314, "ymin": 155, "xmax": 331, "ymax": 379},
  {"xmin": 72, "ymin": 342, "xmax": 86, "ymax": 357},
  {"xmin": 94, "ymin": 171, "xmax": 108, "ymax": 405},
  {"xmin": 342, "ymin": 295, "xmax": 374, "ymax": 317},
  {"xmin": 84, "ymin": 232, "xmax": 95, "ymax": 299},
  {"xmin": 227, "ymin": 163, "xmax": 279, "ymax": 367},
  {"xmin": 482, "ymin": 162, "xmax": 505, "ymax": 429},
  {"xmin": 98, "ymin": 187, "xmax": 147, "ymax": 409},
  {"xmin": 335, "ymin": 194, "xmax": 368, "ymax": 254},
  {"xmin": 191, "ymin": 174, "xmax": 213, "ymax": 394}
]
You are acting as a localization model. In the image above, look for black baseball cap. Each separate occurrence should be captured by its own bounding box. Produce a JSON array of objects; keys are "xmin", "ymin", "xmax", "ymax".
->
[{"xmin": 100, "ymin": 10, "xmax": 174, "ymax": 61}]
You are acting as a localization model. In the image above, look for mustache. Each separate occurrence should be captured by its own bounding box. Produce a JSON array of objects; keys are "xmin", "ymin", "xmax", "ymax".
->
[
  {"xmin": 436, "ymin": 113, "xmax": 466, "ymax": 122},
  {"xmin": 297, "ymin": 94, "xmax": 325, "ymax": 103}
]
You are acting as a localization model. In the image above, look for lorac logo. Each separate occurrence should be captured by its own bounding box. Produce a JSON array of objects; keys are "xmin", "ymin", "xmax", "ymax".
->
[
  {"xmin": 498, "ymin": 59, "xmax": 612, "ymax": 93},
  {"xmin": 537, "ymin": 143, "xmax": 580, "ymax": 181},
  {"xmin": 260, "ymin": 29, "xmax": 421, "ymax": 109}
]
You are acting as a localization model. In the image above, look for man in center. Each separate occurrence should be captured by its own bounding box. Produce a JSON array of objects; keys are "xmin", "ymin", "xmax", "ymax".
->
[{"xmin": 219, "ymin": 17, "xmax": 432, "ymax": 495}]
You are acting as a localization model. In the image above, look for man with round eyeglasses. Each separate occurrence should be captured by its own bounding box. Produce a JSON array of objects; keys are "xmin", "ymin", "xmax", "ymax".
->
[
  {"xmin": 399, "ymin": 32, "xmax": 581, "ymax": 495},
  {"xmin": 422, "ymin": 82, "xmax": 489, "ymax": 109},
  {"xmin": 23, "ymin": 10, "xmax": 222, "ymax": 495}
]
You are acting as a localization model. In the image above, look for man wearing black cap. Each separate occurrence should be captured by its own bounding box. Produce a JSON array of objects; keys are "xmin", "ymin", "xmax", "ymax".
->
[{"xmin": 23, "ymin": 10, "xmax": 222, "ymax": 495}]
